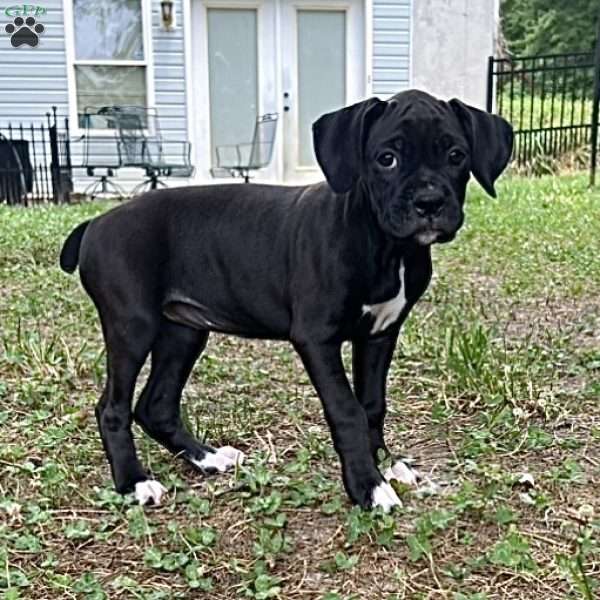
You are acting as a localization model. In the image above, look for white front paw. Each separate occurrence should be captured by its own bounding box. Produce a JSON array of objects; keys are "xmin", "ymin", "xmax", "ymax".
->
[
  {"xmin": 370, "ymin": 481, "xmax": 402, "ymax": 512},
  {"xmin": 134, "ymin": 480, "xmax": 167, "ymax": 506}
]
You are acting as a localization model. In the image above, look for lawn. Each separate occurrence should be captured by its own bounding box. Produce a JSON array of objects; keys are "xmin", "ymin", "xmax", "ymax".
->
[
  {"xmin": 0, "ymin": 174, "xmax": 599, "ymax": 599},
  {"xmin": 498, "ymin": 93, "xmax": 594, "ymax": 131}
]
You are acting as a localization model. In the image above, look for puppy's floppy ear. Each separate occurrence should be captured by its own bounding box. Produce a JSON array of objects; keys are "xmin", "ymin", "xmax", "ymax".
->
[
  {"xmin": 449, "ymin": 99, "xmax": 513, "ymax": 198},
  {"xmin": 312, "ymin": 97, "xmax": 387, "ymax": 194}
]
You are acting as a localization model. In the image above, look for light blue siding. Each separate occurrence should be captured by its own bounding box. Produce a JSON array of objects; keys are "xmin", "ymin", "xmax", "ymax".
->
[
  {"xmin": 0, "ymin": 0, "xmax": 189, "ymax": 190},
  {"xmin": 151, "ymin": 0, "xmax": 188, "ymax": 142},
  {"xmin": 372, "ymin": 0, "xmax": 411, "ymax": 96},
  {"xmin": 0, "ymin": 1, "xmax": 68, "ymax": 127}
]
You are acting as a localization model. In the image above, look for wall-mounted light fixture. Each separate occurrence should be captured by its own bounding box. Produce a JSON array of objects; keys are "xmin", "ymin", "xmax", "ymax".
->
[{"xmin": 160, "ymin": 0, "xmax": 175, "ymax": 31}]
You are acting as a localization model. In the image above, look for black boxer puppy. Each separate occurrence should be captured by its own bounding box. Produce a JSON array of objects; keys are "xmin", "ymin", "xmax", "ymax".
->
[{"xmin": 60, "ymin": 90, "xmax": 512, "ymax": 510}]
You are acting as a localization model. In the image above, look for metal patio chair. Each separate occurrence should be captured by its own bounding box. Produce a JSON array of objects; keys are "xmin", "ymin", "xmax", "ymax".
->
[
  {"xmin": 212, "ymin": 113, "xmax": 278, "ymax": 182},
  {"xmin": 78, "ymin": 107, "xmax": 126, "ymax": 200},
  {"xmin": 109, "ymin": 105, "xmax": 194, "ymax": 196}
]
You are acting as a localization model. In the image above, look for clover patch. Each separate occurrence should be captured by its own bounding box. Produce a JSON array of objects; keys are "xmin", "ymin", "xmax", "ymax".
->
[{"xmin": 4, "ymin": 16, "xmax": 45, "ymax": 48}]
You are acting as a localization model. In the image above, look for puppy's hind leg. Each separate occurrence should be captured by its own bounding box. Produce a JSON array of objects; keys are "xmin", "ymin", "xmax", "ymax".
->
[
  {"xmin": 134, "ymin": 320, "xmax": 244, "ymax": 475},
  {"xmin": 96, "ymin": 313, "xmax": 166, "ymax": 505}
]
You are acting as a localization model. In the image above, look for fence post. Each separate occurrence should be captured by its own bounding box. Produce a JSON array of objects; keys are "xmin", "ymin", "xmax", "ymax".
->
[
  {"xmin": 486, "ymin": 55, "xmax": 494, "ymax": 113},
  {"xmin": 590, "ymin": 16, "xmax": 600, "ymax": 186},
  {"xmin": 61, "ymin": 113, "xmax": 73, "ymax": 201},
  {"xmin": 48, "ymin": 107, "xmax": 61, "ymax": 203},
  {"xmin": 64, "ymin": 115, "xmax": 72, "ymax": 172}
]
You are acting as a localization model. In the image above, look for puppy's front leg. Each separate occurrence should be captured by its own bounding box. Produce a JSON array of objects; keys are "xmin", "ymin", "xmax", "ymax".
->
[
  {"xmin": 353, "ymin": 331, "xmax": 421, "ymax": 489},
  {"xmin": 293, "ymin": 340, "xmax": 401, "ymax": 511},
  {"xmin": 352, "ymin": 330, "xmax": 399, "ymax": 462}
]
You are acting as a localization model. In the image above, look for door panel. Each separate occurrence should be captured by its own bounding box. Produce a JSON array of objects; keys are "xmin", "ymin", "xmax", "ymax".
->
[
  {"xmin": 297, "ymin": 10, "xmax": 346, "ymax": 167},
  {"xmin": 207, "ymin": 8, "xmax": 258, "ymax": 166},
  {"xmin": 191, "ymin": 0, "xmax": 277, "ymax": 181},
  {"xmin": 282, "ymin": 0, "xmax": 365, "ymax": 182}
]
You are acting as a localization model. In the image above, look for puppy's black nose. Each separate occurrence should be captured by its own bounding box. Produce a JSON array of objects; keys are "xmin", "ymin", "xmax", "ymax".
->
[{"xmin": 414, "ymin": 193, "xmax": 444, "ymax": 218}]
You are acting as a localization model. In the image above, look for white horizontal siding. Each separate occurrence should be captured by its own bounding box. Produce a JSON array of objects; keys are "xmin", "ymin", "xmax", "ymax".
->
[
  {"xmin": 0, "ymin": 1, "xmax": 68, "ymax": 128},
  {"xmin": 372, "ymin": 0, "xmax": 411, "ymax": 97},
  {"xmin": 2, "ymin": 0, "xmax": 415, "ymax": 192},
  {"xmin": 151, "ymin": 0, "xmax": 187, "ymax": 144},
  {"xmin": 0, "ymin": 0, "xmax": 190, "ymax": 193}
]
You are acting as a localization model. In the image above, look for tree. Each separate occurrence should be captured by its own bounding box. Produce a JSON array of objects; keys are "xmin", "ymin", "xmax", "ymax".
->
[{"xmin": 501, "ymin": 0, "xmax": 599, "ymax": 56}]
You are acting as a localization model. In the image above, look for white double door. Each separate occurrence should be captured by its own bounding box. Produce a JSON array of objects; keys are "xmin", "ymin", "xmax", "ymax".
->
[{"xmin": 191, "ymin": 0, "xmax": 366, "ymax": 183}]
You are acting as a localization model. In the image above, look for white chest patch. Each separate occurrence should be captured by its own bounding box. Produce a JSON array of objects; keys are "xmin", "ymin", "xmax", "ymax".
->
[{"xmin": 362, "ymin": 260, "xmax": 407, "ymax": 334}]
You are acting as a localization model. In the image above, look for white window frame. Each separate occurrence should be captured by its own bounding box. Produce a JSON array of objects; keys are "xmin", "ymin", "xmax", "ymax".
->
[{"xmin": 63, "ymin": 0, "xmax": 155, "ymax": 137}]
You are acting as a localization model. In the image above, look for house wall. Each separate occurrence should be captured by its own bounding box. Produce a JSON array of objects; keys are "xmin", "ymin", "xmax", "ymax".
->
[
  {"xmin": 62, "ymin": 0, "xmax": 189, "ymax": 189},
  {"xmin": 0, "ymin": 0, "xmax": 68, "ymax": 125},
  {"xmin": 372, "ymin": 0, "xmax": 411, "ymax": 97},
  {"xmin": 0, "ymin": 0, "xmax": 410, "ymax": 128},
  {"xmin": 150, "ymin": 0, "xmax": 188, "ymax": 144},
  {"xmin": 0, "ymin": 0, "xmax": 188, "ymax": 191},
  {"xmin": 411, "ymin": 0, "xmax": 499, "ymax": 108},
  {"xmin": 0, "ymin": 0, "xmax": 188, "ymax": 134},
  {"xmin": 0, "ymin": 0, "xmax": 498, "ymax": 192}
]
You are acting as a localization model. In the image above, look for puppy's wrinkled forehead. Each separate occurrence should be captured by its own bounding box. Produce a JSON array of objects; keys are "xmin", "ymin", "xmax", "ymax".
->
[{"xmin": 367, "ymin": 90, "xmax": 463, "ymax": 150}]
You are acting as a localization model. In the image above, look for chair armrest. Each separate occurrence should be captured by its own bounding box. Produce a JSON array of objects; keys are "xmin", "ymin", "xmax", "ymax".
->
[
  {"xmin": 146, "ymin": 140, "xmax": 194, "ymax": 176},
  {"xmin": 215, "ymin": 142, "xmax": 253, "ymax": 167},
  {"xmin": 215, "ymin": 143, "xmax": 242, "ymax": 149}
]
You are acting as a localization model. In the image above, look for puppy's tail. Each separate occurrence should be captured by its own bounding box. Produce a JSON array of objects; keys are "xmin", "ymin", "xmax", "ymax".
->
[{"xmin": 59, "ymin": 220, "xmax": 90, "ymax": 273}]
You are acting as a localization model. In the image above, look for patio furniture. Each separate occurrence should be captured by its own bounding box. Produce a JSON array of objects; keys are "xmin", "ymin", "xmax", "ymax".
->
[
  {"xmin": 109, "ymin": 105, "xmax": 194, "ymax": 196},
  {"xmin": 212, "ymin": 113, "xmax": 278, "ymax": 182},
  {"xmin": 79, "ymin": 107, "xmax": 126, "ymax": 200}
]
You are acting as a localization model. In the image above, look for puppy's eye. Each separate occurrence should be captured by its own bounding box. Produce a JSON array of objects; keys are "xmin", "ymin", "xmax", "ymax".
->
[
  {"xmin": 448, "ymin": 149, "xmax": 465, "ymax": 165},
  {"xmin": 377, "ymin": 153, "xmax": 397, "ymax": 169}
]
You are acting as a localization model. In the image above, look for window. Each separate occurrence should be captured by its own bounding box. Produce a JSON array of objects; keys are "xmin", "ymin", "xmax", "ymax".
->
[{"xmin": 71, "ymin": 0, "xmax": 148, "ymax": 128}]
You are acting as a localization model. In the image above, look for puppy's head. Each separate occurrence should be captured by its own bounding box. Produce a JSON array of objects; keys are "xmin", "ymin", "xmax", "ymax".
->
[{"xmin": 313, "ymin": 90, "xmax": 513, "ymax": 245}]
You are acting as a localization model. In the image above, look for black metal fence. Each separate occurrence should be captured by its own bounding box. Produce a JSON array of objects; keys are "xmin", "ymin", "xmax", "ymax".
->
[
  {"xmin": 486, "ymin": 51, "xmax": 600, "ymax": 175},
  {"xmin": 0, "ymin": 107, "xmax": 73, "ymax": 205}
]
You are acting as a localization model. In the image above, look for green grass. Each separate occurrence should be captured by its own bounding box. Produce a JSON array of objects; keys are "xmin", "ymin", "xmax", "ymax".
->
[
  {"xmin": 1, "ymin": 175, "xmax": 600, "ymax": 599},
  {"xmin": 499, "ymin": 93, "xmax": 594, "ymax": 132},
  {"xmin": 498, "ymin": 94, "xmax": 594, "ymax": 174}
]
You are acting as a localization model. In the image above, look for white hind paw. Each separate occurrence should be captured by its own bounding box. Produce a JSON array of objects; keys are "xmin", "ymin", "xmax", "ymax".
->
[
  {"xmin": 383, "ymin": 460, "xmax": 420, "ymax": 487},
  {"xmin": 190, "ymin": 446, "xmax": 245, "ymax": 473}
]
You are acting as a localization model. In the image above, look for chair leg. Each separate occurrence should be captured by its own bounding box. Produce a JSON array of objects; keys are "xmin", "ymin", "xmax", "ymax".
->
[
  {"xmin": 131, "ymin": 180, "xmax": 150, "ymax": 197},
  {"xmin": 83, "ymin": 178, "xmax": 100, "ymax": 199},
  {"xmin": 84, "ymin": 176, "xmax": 127, "ymax": 201},
  {"xmin": 105, "ymin": 178, "xmax": 128, "ymax": 201},
  {"xmin": 131, "ymin": 176, "xmax": 168, "ymax": 197}
]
